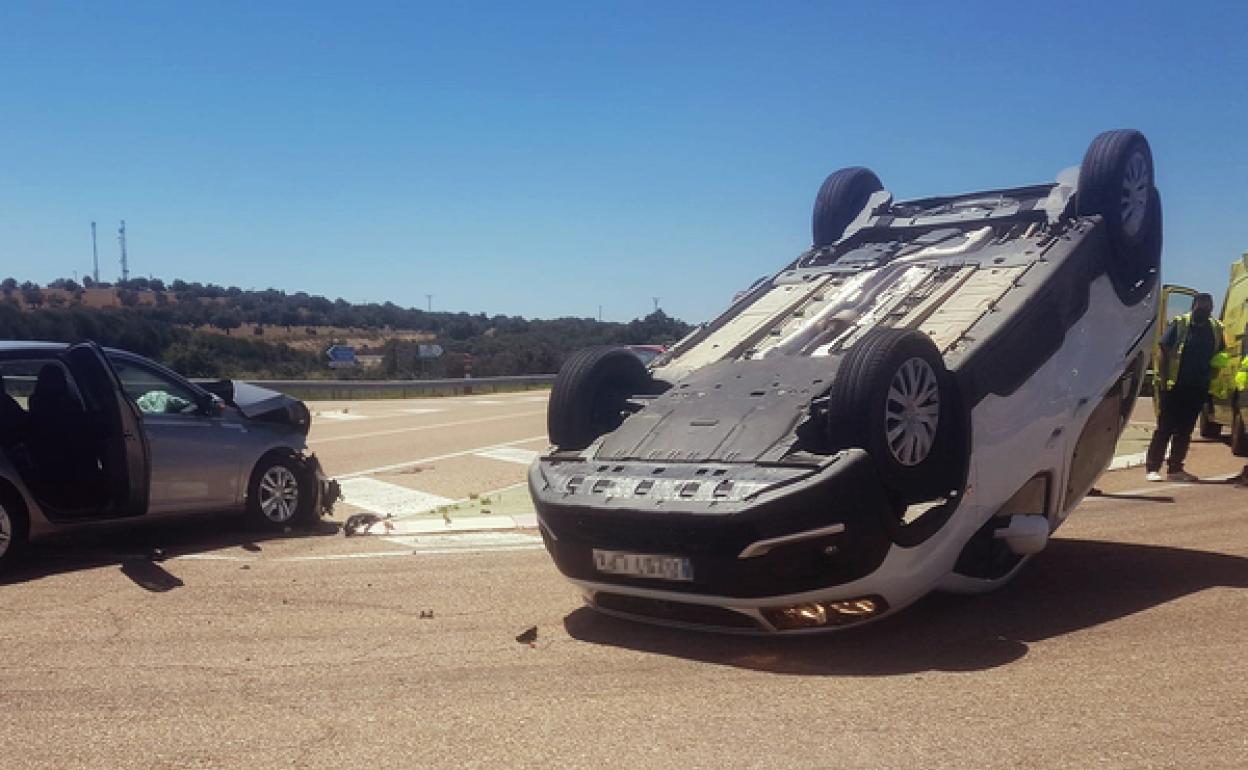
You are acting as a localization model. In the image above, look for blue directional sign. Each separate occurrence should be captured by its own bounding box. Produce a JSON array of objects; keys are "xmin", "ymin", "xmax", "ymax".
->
[
  {"xmin": 417, "ymin": 343, "xmax": 444, "ymax": 359},
  {"xmin": 326, "ymin": 345, "xmax": 357, "ymax": 368}
]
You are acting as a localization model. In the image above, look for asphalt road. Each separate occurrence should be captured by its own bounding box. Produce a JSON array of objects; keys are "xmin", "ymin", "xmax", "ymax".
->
[{"xmin": 2, "ymin": 394, "xmax": 1246, "ymax": 770}]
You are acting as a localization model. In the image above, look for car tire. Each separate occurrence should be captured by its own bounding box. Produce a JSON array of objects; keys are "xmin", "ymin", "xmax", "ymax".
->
[
  {"xmin": 0, "ymin": 495, "xmax": 29, "ymax": 575},
  {"xmin": 548, "ymin": 347, "xmax": 653, "ymax": 451},
  {"xmin": 1199, "ymin": 407, "xmax": 1222, "ymax": 439},
  {"xmin": 828, "ymin": 328, "xmax": 961, "ymax": 502},
  {"xmin": 245, "ymin": 454, "xmax": 316, "ymax": 531},
  {"xmin": 1232, "ymin": 408, "xmax": 1247, "ymax": 457},
  {"xmin": 812, "ymin": 167, "xmax": 883, "ymax": 247},
  {"xmin": 1077, "ymin": 129, "xmax": 1161, "ymax": 306}
]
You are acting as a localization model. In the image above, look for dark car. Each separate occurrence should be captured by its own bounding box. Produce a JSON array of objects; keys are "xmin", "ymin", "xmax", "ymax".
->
[{"xmin": 0, "ymin": 341, "xmax": 337, "ymax": 573}]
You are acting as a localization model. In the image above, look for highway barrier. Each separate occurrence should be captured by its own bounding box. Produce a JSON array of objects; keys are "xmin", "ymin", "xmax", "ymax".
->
[{"xmin": 227, "ymin": 374, "xmax": 555, "ymax": 401}]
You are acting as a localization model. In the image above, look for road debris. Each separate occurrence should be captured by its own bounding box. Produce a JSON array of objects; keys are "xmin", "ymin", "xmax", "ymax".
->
[
  {"xmin": 515, "ymin": 626, "xmax": 538, "ymax": 646},
  {"xmin": 343, "ymin": 512, "xmax": 395, "ymax": 537}
]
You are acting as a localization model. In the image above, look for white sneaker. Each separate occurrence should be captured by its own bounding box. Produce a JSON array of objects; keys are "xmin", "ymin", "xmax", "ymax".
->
[
  {"xmin": 1166, "ymin": 470, "xmax": 1199, "ymax": 482},
  {"xmin": 1145, "ymin": 471, "xmax": 1163, "ymax": 482}
]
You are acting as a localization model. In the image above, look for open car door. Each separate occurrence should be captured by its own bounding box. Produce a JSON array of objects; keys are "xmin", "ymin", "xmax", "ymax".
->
[
  {"xmin": 64, "ymin": 342, "xmax": 151, "ymax": 517},
  {"xmin": 1152, "ymin": 285, "xmax": 1198, "ymax": 416}
]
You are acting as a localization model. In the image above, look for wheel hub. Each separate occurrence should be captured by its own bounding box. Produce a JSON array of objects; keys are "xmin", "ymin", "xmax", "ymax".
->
[
  {"xmin": 0, "ymin": 505, "xmax": 11, "ymax": 559},
  {"xmin": 1120, "ymin": 151, "xmax": 1151, "ymax": 237},
  {"xmin": 885, "ymin": 357, "xmax": 940, "ymax": 467},
  {"xmin": 259, "ymin": 467, "xmax": 300, "ymax": 523}
]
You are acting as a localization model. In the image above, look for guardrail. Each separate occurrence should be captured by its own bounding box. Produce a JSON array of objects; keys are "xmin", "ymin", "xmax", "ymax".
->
[
  {"xmin": 5, "ymin": 370, "xmax": 554, "ymax": 402},
  {"xmin": 231, "ymin": 374, "xmax": 556, "ymax": 401}
]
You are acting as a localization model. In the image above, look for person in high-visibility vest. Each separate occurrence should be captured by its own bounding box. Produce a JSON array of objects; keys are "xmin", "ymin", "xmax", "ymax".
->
[
  {"xmin": 1146, "ymin": 293, "xmax": 1225, "ymax": 481},
  {"xmin": 1235, "ymin": 345, "xmax": 1248, "ymax": 487}
]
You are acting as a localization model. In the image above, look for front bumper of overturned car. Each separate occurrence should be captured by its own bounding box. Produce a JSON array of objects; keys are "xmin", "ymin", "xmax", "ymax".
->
[{"xmin": 529, "ymin": 449, "xmax": 915, "ymax": 633}]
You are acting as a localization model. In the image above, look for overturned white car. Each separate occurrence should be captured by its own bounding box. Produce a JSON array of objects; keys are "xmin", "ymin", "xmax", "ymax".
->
[{"xmin": 530, "ymin": 130, "xmax": 1160, "ymax": 632}]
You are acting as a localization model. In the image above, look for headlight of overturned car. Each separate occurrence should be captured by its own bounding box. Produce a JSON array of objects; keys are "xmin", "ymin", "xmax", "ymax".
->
[{"xmin": 761, "ymin": 596, "xmax": 888, "ymax": 630}]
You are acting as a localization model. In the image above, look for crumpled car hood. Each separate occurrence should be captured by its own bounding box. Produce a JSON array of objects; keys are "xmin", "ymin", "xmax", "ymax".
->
[
  {"xmin": 230, "ymin": 381, "xmax": 300, "ymax": 419},
  {"xmin": 202, "ymin": 379, "xmax": 311, "ymax": 431}
]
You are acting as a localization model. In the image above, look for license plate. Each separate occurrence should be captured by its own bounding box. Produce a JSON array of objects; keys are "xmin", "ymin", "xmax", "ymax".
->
[{"xmin": 592, "ymin": 549, "xmax": 694, "ymax": 581}]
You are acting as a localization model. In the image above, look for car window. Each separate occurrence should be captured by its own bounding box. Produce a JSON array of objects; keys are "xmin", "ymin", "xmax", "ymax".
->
[
  {"xmin": 1166, "ymin": 292, "xmax": 1194, "ymax": 324},
  {"xmin": 0, "ymin": 359, "xmax": 84, "ymax": 412},
  {"xmin": 109, "ymin": 357, "xmax": 201, "ymax": 415},
  {"xmin": 632, "ymin": 349, "xmax": 659, "ymax": 366}
]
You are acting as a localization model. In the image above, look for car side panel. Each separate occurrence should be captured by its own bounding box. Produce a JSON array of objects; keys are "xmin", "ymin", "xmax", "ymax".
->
[{"xmin": 144, "ymin": 410, "xmax": 247, "ymax": 515}]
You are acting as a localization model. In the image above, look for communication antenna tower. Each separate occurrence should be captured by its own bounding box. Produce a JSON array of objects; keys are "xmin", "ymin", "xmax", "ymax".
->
[
  {"xmin": 91, "ymin": 222, "xmax": 99, "ymax": 283},
  {"xmin": 118, "ymin": 220, "xmax": 129, "ymax": 282}
]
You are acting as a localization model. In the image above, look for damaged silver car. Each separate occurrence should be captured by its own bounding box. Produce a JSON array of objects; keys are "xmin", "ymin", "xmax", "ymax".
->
[{"xmin": 0, "ymin": 341, "xmax": 338, "ymax": 572}]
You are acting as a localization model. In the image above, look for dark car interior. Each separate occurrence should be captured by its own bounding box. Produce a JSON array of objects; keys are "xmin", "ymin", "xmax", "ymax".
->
[
  {"xmin": 2, "ymin": 361, "xmax": 107, "ymax": 512},
  {"xmin": 0, "ymin": 373, "xmax": 31, "ymax": 447}
]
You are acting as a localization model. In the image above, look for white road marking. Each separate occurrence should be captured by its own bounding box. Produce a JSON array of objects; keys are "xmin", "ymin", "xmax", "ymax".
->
[
  {"xmin": 171, "ymin": 532, "xmax": 545, "ymax": 563},
  {"xmin": 316, "ymin": 412, "xmax": 369, "ymax": 421},
  {"xmin": 474, "ymin": 446, "xmax": 540, "ymax": 465},
  {"xmin": 381, "ymin": 515, "xmax": 524, "ymax": 534},
  {"xmin": 383, "ymin": 531, "xmax": 544, "ymax": 552},
  {"xmin": 401, "ymin": 408, "xmax": 445, "ymax": 415},
  {"xmin": 308, "ymin": 411, "xmax": 546, "ymax": 445},
  {"xmin": 337, "ymin": 435, "xmax": 549, "ymax": 479},
  {"xmin": 338, "ymin": 478, "xmax": 455, "ymax": 516},
  {"xmin": 465, "ymin": 399, "xmax": 505, "ymax": 405},
  {"xmin": 1107, "ymin": 452, "xmax": 1146, "ymax": 470}
]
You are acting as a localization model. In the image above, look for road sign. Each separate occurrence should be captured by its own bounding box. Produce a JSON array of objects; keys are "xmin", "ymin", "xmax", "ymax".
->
[
  {"xmin": 326, "ymin": 345, "xmax": 356, "ymax": 363},
  {"xmin": 417, "ymin": 344, "xmax": 444, "ymax": 359}
]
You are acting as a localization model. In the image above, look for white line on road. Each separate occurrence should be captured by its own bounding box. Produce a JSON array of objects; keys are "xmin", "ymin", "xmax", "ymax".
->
[
  {"xmin": 474, "ymin": 446, "xmax": 540, "ymax": 465},
  {"xmin": 401, "ymin": 408, "xmax": 446, "ymax": 415},
  {"xmin": 336, "ymin": 435, "xmax": 549, "ymax": 479},
  {"xmin": 171, "ymin": 532, "xmax": 546, "ymax": 563},
  {"xmin": 309, "ymin": 410, "xmax": 546, "ymax": 445},
  {"xmin": 315, "ymin": 412, "xmax": 369, "ymax": 421},
  {"xmin": 383, "ymin": 531, "xmax": 544, "ymax": 552},
  {"xmin": 337, "ymin": 478, "xmax": 456, "ymax": 516},
  {"xmin": 1107, "ymin": 452, "xmax": 1146, "ymax": 470}
]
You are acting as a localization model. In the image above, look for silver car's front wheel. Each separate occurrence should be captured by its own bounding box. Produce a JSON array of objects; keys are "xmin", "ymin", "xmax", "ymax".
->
[
  {"xmin": 259, "ymin": 465, "xmax": 300, "ymax": 523},
  {"xmin": 0, "ymin": 499, "xmax": 28, "ymax": 572},
  {"xmin": 247, "ymin": 457, "xmax": 311, "ymax": 530},
  {"xmin": 0, "ymin": 504, "xmax": 13, "ymax": 560}
]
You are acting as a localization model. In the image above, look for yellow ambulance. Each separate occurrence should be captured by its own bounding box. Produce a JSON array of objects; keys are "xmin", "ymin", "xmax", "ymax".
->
[{"xmin": 1160, "ymin": 252, "xmax": 1248, "ymax": 452}]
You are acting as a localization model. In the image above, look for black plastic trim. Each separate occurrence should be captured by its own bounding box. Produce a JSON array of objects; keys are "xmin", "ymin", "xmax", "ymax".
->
[{"xmin": 532, "ymin": 452, "xmax": 895, "ymax": 599}]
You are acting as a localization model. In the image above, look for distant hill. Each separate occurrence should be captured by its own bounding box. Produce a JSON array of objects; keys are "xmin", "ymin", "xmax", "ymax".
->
[{"xmin": 0, "ymin": 275, "xmax": 691, "ymax": 380}]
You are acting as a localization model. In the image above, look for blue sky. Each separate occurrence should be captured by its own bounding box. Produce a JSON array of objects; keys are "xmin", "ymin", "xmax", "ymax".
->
[{"xmin": 2, "ymin": 1, "xmax": 1245, "ymax": 322}]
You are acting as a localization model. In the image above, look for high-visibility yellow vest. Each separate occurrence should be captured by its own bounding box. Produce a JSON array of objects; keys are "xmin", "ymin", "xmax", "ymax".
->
[
  {"xmin": 1163, "ymin": 314, "xmax": 1225, "ymax": 393},
  {"xmin": 1210, "ymin": 349, "xmax": 1232, "ymax": 399},
  {"xmin": 1235, "ymin": 355, "xmax": 1248, "ymax": 392}
]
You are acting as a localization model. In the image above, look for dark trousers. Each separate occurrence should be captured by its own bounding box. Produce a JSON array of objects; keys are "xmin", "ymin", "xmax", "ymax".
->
[{"xmin": 1146, "ymin": 386, "xmax": 1205, "ymax": 473}]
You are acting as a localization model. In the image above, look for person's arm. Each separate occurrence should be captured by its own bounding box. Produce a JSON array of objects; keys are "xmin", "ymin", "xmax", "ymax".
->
[{"xmin": 1157, "ymin": 320, "xmax": 1178, "ymax": 391}]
